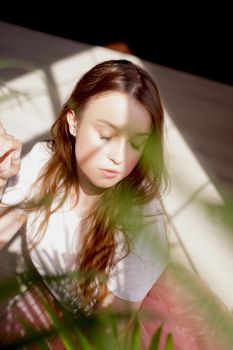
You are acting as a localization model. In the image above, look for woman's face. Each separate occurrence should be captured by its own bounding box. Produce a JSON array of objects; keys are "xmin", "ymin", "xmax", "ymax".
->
[{"xmin": 67, "ymin": 92, "xmax": 152, "ymax": 193}]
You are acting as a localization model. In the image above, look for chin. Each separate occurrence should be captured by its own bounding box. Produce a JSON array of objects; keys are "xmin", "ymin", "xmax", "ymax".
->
[
  {"xmin": 94, "ymin": 182, "xmax": 117, "ymax": 189},
  {"xmin": 92, "ymin": 179, "xmax": 120, "ymax": 189}
]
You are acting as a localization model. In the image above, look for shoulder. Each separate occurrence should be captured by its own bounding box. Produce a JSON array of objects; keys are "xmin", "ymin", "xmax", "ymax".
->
[
  {"xmin": 135, "ymin": 196, "xmax": 168, "ymax": 256},
  {"xmin": 118, "ymin": 195, "xmax": 168, "ymax": 250},
  {"xmin": 143, "ymin": 194, "xmax": 166, "ymax": 216},
  {"xmin": 142, "ymin": 196, "xmax": 167, "ymax": 235},
  {"xmin": 107, "ymin": 195, "xmax": 169, "ymax": 302},
  {"xmin": 128, "ymin": 195, "xmax": 167, "ymax": 242}
]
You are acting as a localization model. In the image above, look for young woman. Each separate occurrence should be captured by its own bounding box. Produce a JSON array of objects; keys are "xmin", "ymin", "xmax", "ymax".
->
[{"xmin": 0, "ymin": 59, "xmax": 169, "ymax": 346}]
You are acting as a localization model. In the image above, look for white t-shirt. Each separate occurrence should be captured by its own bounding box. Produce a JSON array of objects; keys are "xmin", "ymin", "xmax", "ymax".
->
[{"xmin": 2, "ymin": 142, "xmax": 168, "ymax": 311}]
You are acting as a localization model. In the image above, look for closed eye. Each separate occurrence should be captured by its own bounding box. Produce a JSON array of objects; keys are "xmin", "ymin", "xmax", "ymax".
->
[
  {"xmin": 130, "ymin": 135, "xmax": 148, "ymax": 151},
  {"xmin": 130, "ymin": 141, "xmax": 144, "ymax": 151},
  {"xmin": 99, "ymin": 134, "xmax": 112, "ymax": 141},
  {"xmin": 99, "ymin": 133, "xmax": 147, "ymax": 150}
]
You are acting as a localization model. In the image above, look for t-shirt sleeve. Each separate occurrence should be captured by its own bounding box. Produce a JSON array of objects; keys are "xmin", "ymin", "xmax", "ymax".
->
[
  {"xmin": 107, "ymin": 198, "xmax": 169, "ymax": 302},
  {"xmin": 1, "ymin": 142, "xmax": 51, "ymax": 206}
]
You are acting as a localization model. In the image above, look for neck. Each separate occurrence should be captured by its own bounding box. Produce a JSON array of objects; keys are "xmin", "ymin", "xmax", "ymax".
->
[
  {"xmin": 69, "ymin": 165, "xmax": 106, "ymax": 216},
  {"xmin": 78, "ymin": 184, "xmax": 100, "ymax": 208},
  {"xmin": 69, "ymin": 183, "xmax": 102, "ymax": 217},
  {"xmin": 77, "ymin": 164, "xmax": 105, "ymax": 195}
]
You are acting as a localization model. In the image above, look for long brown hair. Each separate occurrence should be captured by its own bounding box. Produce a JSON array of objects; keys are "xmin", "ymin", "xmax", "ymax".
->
[{"xmin": 23, "ymin": 60, "xmax": 168, "ymax": 312}]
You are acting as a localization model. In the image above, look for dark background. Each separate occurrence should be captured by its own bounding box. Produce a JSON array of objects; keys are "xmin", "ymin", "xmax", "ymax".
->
[{"xmin": 1, "ymin": 8, "xmax": 233, "ymax": 87}]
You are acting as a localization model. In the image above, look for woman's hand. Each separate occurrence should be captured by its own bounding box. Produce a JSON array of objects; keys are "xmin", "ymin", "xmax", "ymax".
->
[{"xmin": 0, "ymin": 122, "xmax": 22, "ymax": 189}]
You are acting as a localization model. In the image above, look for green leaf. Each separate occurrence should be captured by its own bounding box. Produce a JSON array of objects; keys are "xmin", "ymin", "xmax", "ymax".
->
[
  {"xmin": 0, "ymin": 276, "xmax": 20, "ymax": 300},
  {"xmin": 130, "ymin": 317, "xmax": 140, "ymax": 350},
  {"xmin": 35, "ymin": 339, "xmax": 51, "ymax": 350},
  {"xmin": 148, "ymin": 325, "xmax": 162, "ymax": 350},
  {"xmin": 42, "ymin": 299, "xmax": 78, "ymax": 350},
  {"xmin": 72, "ymin": 328, "xmax": 95, "ymax": 350},
  {"xmin": 110, "ymin": 312, "xmax": 119, "ymax": 340},
  {"xmin": 164, "ymin": 333, "xmax": 173, "ymax": 350}
]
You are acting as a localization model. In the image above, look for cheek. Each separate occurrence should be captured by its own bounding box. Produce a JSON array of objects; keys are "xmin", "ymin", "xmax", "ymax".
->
[
  {"xmin": 74, "ymin": 129, "xmax": 103, "ymax": 165},
  {"xmin": 123, "ymin": 152, "xmax": 141, "ymax": 175}
]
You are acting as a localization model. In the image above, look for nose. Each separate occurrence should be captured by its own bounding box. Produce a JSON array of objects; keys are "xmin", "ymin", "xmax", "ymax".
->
[{"xmin": 108, "ymin": 139, "xmax": 125, "ymax": 165}]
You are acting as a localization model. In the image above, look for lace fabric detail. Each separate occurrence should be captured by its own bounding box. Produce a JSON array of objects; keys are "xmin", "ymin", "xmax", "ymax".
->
[{"xmin": 44, "ymin": 274, "xmax": 100, "ymax": 316}]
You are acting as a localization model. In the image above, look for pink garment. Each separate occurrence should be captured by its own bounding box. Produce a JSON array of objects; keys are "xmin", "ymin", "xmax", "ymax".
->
[
  {"xmin": 140, "ymin": 263, "xmax": 233, "ymax": 350},
  {"xmin": 1, "ymin": 263, "xmax": 233, "ymax": 349}
]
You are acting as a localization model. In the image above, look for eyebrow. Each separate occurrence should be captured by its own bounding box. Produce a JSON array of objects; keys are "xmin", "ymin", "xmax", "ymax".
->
[{"xmin": 96, "ymin": 119, "xmax": 150, "ymax": 136}]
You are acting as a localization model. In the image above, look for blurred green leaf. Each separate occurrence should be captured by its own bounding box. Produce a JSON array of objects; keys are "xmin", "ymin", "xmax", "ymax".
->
[
  {"xmin": 0, "ymin": 276, "xmax": 20, "ymax": 300},
  {"xmin": 130, "ymin": 316, "xmax": 140, "ymax": 350},
  {"xmin": 148, "ymin": 325, "xmax": 162, "ymax": 350},
  {"xmin": 0, "ymin": 59, "xmax": 34, "ymax": 70},
  {"xmin": 42, "ymin": 298, "xmax": 79, "ymax": 350},
  {"xmin": 72, "ymin": 327, "xmax": 94, "ymax": 350},
  {"xmin": 164, "ymin": 333, "xmax": 173, "ymax": 350},
  {"xmin": 110, "ymin": 311, "xmax": 119, "ymax": 340}
]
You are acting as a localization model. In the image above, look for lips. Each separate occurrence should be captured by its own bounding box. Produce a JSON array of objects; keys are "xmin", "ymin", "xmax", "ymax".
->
[
  {"xmin": 100, "ymin": 168, "xmax": 120, "ymax": 178},
  {"xmin": 102, "ymin": 168, "xmax": 120, "ymax": 174}
]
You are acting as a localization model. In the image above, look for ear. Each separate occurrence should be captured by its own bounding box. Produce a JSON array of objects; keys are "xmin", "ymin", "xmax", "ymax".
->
[{"xmin": 66, "ymin": 110, "xmax": 78, "ymax": 137}]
